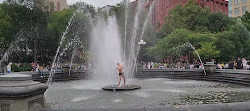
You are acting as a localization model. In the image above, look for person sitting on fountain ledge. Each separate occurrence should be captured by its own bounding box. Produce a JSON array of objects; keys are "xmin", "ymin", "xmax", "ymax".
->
[{"xmin": 117, "ymin": 62, "xmax": 126, "ymax": 87}]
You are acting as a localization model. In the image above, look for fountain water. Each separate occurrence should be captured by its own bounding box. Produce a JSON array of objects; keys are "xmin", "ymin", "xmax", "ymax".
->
[
  {"xmin": 135, "ymin": 1, "xmax": 155, "ymax": 63},
  {"xmin": 0, "ymin": 29, "xmax": 26, "ymax": 65},
  {"xmin": 46, "ymin": 0, "xmax": 155, "ymax": 85},
  {"xmin": 123, "ymin": 0, "xmax": 130, "ymax": 59},
  {"xmin": 87, "ymin": 0, "xmax": 156, "ymax": 84},
  {"xmin": 69, "ymin": 47, "xmax": 77, "ymax": 76},
  {"xmin": 126, "ymin": 0, "xmax": 147, "ymax": 78},
  {"xmin": 47, "ymin": 11, "xmax": 77, "ymax": 84},
  {"xmin": 90, "ymin": 17, "xmax": 123, "ymax": 84},
  {"xmin": 186, "ymin": 42, "xmax": 207, "ymax": 75}
]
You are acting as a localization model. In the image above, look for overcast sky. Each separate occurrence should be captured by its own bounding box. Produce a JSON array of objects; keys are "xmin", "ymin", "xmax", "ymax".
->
[{"xmin": 0, "ymin": 0, "xmax": 135, "ymax": 8}]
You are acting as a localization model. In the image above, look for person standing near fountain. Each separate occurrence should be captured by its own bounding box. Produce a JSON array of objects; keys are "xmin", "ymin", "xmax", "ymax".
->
[
  {"xmin": 7, "ymin": 62, "xmax": 12, "ymax": 74},
  {"xmin": 117, "ymin": 63, "xmax": 126, "ymax": 87}
]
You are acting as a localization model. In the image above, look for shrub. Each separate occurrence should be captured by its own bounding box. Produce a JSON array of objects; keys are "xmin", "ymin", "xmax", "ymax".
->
[
  {"xmin": 11, "ymin": 64, "xmax": 20, "ymax": 72},
  {"xmin": 19, "ymin": 63, "xmax": 33, "ymax": 71}
]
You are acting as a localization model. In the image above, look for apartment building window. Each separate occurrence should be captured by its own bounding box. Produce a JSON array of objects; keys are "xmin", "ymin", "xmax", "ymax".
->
[
  {"xmin": 235, "ymin": 8, "xmax": 240, "ymax": 15},
  {"xmin": 242, "ymin": 0, "xmax": 247, "ymax": 3},
  {"xmin": 211, "ymin": 0, "xmax": 214, "ymax": 3},
  {"xmin": 225, "ymin": 4, "xmax": 228, "ymax": 7},
  {"xmin": 242, "ymin": 6, "xmax": 247, "ymax": 14},
  {"xmin": 234, "ymin": 0, "xmax": 239, "ymax": 5},
  {"xmin": 229, "ymin": 10, "xmax": 233, "ymax": 16}
]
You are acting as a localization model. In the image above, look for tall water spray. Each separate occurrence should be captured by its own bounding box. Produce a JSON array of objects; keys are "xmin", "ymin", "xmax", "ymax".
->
[
  {"xmin": 186, "ymin": 42, "xmax": 207, "ymax": 75},
  {"xmin": 90, "ymin": 17, "xmax": 123, "ymax": 84},
  {"xmin": 0, "ymin": 29, "xmax": 25, "ymax": 65},
  {"xmin": 135, "ymin": 1, "xmax": 155, "ymax": 62},
  {"xmin": 47, "ymin": 11, "xmax": 77, "ymax": 84},
  {"xmin": 126, "ymin": 0, "xmax": 146, "ymax": 78},
  {"xmin": 123, "ymin": 0, "xmax": 130, "ymax": 59}
]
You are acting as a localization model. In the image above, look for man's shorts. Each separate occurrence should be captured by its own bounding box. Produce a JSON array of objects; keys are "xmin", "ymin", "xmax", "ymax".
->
[{"xmin": 119, "ymin": 73, "xmax": 124, "ymax": 77}]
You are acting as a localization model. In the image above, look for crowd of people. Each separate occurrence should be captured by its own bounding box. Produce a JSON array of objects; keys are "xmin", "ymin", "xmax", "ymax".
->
[
  {"xmin": 216, "ymin": 58, "xmax": 249, "ymax": 70},
  {"xmin": 142, "ymin": 58, "xmax": 250, "ymax": 70},
  {"xmin": 31, "ymin": 62, "xmax": 51, "ymax": 77},
  {"xmin": 4, "ymin": 58, "xmax": 249, "ymax": 77},
  {"xmin": 142, "ymin": 61, "xmax": 204, "ymax": 69}
]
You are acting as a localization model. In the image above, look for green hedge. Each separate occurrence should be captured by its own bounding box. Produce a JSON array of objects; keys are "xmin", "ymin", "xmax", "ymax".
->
[
  {"xmin": 11, "ymin": 64, "xmax": 20, "ymax": 72},
  {"xmin": 11, "ymin": 63, "xmax": 33, "ymax": 72},
  {"xmin": 20, "ymin": 63, "xmax": 33, "ymax": 71}
]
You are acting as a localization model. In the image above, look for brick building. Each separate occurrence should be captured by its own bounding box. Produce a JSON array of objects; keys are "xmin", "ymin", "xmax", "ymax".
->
[
  {"xmin": 230, "ymin": 0, "xmax": 250, "ymax": 17},
  {"xmin": 47, "ymin": 0, "xmax": 69, "ymax": 12},
  {"xmin": 132, "ymin": 0, "xmax": 228, "ymax": 29}
]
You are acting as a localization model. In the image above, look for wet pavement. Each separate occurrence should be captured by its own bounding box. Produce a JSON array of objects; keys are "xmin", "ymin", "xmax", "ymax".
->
[{"xmin": 44, "ymin": 78, "xmax": 250, "ymax": 109}]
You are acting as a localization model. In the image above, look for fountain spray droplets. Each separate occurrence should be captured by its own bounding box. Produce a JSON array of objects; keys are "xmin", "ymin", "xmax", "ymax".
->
[
  {"xmin": 47, "ymin": 11, "xmax": 77, "ymax": 84},
  {"xmin": 90, "ymin": 16, "xmax": 123, "ymax": 84},
  {"xmin": 69, "ymin": 47, "xmax": 77, "ymax": 76},
  {"xmin": 186, "ymin": 42, "xmax": 207, "ymax": 75},
  {"xmin": 126, "ymin": 0, "xmax": 147, "ymax": 78},
  {"xmin": 135, "ymin": 1, "xmax": 155, "ymax": 65},
  {"xmin": 0, "ymin": 29, "xmax": 25, "ymax": 65},
  {"xmin": 46, "ymin": 0, "xmax": 156, "ymax": 84},
  {"xmin": 123, "ymin": 0, "xmax": 130, "ymax": 61}
]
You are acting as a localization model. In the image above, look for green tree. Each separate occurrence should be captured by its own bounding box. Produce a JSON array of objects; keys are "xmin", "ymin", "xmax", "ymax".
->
[
  {"xmin": 241, "ymin": 11, "xmax": 250, "ymax": 31},
  {"xmin": 1, "ymin": 1, "xmax": 50, "ymax": 63},
  {"xmin": 187, "ymin": 32, "xmax": 216, "ymax": 49},
  {"xmin": 196, "ymin": 42, "xmax": 220, "ymax": 59},
  {"xmin": 153, "ymin": 29, "xmax": 190, "ymax": 59},
  {"xmin": 215, "ymin": 31, "xmax": 237, "ymax": 62},
  {"xmin": 47, "ymin": 9, "xmax": 75, "ymax": 41},
  {"xmin": 229, "ymin": 22, "xmax": 250, "ymax": 58},
  {"xmin": 158, "ymin": 0, "xmax": 234, "ymax": 38},
  {"xmin": 207, "ymin": 12, "xmax": 235, "ymax": 33},
  {"xmin": 159, "ymin": 0, "xmax": 210, "ymax": 38},
  {"xmin": 0, "ymin": 4, "xmax": 12, "ymax": 50},
  {"xmin": 245, "ymin": 39, "xmax": 250, "ymax": 59}
]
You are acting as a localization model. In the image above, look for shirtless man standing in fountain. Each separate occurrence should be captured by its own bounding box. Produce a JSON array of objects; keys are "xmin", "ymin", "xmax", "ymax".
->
[{"xmin": 117, "ymin": 63, "xmax": 126, "ymax": 87}]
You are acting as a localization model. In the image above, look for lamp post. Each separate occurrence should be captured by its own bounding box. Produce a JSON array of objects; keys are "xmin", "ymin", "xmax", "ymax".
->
[{"xmin": 136, "ymin": 40, "xmax": 146, "ymax": 72}]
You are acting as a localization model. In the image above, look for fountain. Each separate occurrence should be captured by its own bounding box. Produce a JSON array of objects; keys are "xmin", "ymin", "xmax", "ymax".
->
[
  {"xmin": 185, "ymin": 42, "xmax": 207, "ymax": 75},
  {"xmin": 47, "ymin": 11, "xmax": 77, "ymax": 84},
  {"xmin": 126, "ymin": 0, "xmax": 147, "ymax": 78},
  {"xmin": 1, "ymin": 0, "xmax": 250, "ymax": 111},
  {"xmin": 84, "ymin": 0, "xmax": 157, "ymax": 91}
]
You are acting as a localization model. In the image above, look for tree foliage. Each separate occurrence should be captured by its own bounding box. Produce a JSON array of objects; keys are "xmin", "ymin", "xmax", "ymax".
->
[
  {"xmin": 196, "ymin": 42, "xmax": 220, "ymax": 59},
  {"xmin": 149, "ymin": 0, "xmax": 250, "ymax": 63},
  {"xmin": 159, "ymin": 0, "xmax": 234, "ymax": 38},
  {"xmin": 0, "ymin": 1, "xmax": 92, "ymax": 64}
]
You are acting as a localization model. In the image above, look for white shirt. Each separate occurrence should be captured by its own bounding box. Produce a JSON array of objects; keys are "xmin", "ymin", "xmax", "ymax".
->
[
  {"xmin": 7, "ymin": 65, "xmax": 11, "ymax": 71},
  {"xmin": 243, "ymin": 60, "xmax": 248, "ymax": 66}
]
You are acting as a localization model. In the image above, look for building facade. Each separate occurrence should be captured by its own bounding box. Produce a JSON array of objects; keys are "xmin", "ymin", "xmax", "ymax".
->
[
  {"xmin": 47, "ymin": 0, "xmax": 69, "ymax": 12},
  {"xmin": 100, "ymin": 5, "xmax": 115, "ymax": 13},
  {"xmin": 228, "ymin": 0, "xmax": 233, "ymax": 16},
  {"xmin": 231, "ymin": 0, "xmax": 250, "ymax": 17},
  {"xmin": 132, "ymin": 0, "xmax": 228, "ymax": 29}
]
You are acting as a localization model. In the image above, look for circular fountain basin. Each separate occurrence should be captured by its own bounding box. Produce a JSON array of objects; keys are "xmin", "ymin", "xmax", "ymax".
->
[
  {"xmin": 44, "ymin": 78, "xmax": 250, "ymax": 109},
  {"xmin": 102, "ymin": 85, "xmax": 141, "ymax": 91},
  {"xmin": 0, "ymin": 73, "xmax": 32, "ymax": 81},
  {"xmin": 0, "ymin": 73, "xmax": 48, "ymax": 98}
]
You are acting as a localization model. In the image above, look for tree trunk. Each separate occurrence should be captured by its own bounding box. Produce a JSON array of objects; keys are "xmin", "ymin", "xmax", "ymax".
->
[{"xmin": 34, "ymin": 40, "xmax": 37, "ymax": 64}]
